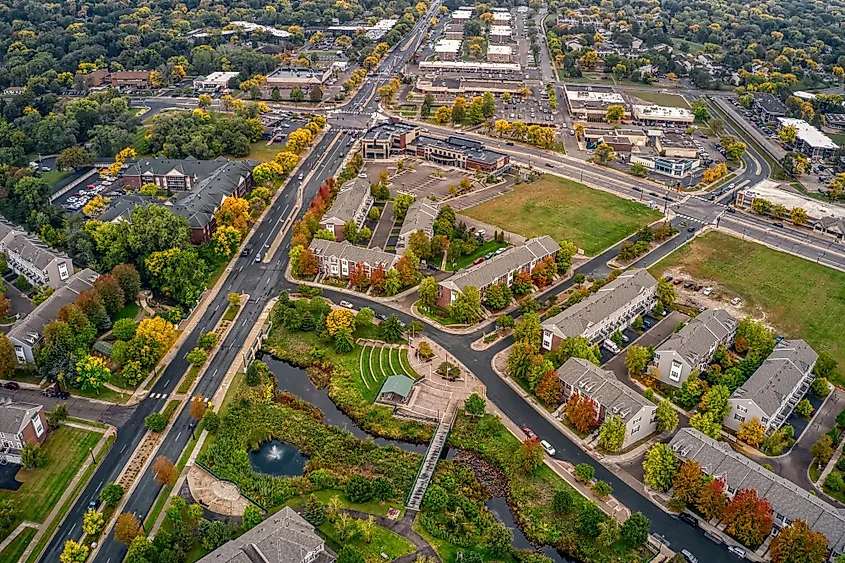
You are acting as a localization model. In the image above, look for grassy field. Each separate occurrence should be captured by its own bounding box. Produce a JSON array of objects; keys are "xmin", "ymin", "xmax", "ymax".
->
[
  {"xmin": 828, "ymin": 132, "xmax": 845, "ymax": 147},
  {"xmin": 672, "ymin": 38, "xmax": 707, "ymax": 54},
  {"xmin": 464, "ymin": 175, "xmax": 662, "ymax": 255},
  {"xmin": 42, "ymin": 170, "xmax": 71, "ymax": 191},
  {"xmin": 649, "ymin": 231, "xmax": 845, "ymax": 384},
  {"xmin": 114, "ymin": 303, "xmax": 141, "ymax": 321},
  {"xmin": 0, "ymin": 526, "xmax": 36, "ymax": 561},
  {"xmin": 234, "ymin": 142, "xmax": 282, "ymax": 163},
  {"xmin": 446, "ymin": 240, "xmax": 508, "ymax": 271},
  {"xmin": 319, "ymin": 519, "xmax": 414, "ymax": 563},
  {"xmin": 631, "ymin": 91, "xmax": 690, "ymax": 108},
  {"xmin": 0, "ymin": 426, "xmax": 102, "ymax": 531}
]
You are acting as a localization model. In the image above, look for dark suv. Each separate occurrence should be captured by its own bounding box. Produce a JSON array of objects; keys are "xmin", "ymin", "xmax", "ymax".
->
[{"xmin": 678, "ymin": 512, "xmax": 699, "ymax": 528}]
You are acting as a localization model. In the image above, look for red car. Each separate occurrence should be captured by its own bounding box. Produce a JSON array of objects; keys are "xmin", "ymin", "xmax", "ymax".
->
[
  {"xmin": 4, "ymin": 382, "xmax": 19, "ymax": 390},
  {"xmin": 521, "ymin": 426, "xmax": 536, "ymax": 439},
  {"xmin": 472, "ymin": 257, "xmax": 484, "ymax": 265}
]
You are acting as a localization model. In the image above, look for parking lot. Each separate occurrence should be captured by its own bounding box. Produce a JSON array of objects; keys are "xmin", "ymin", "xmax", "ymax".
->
[
  {"xmin": 56, "ymin": 176, "xmax": 121, "ymax": 214},
  {"xmin": 363, "ymin": 160, "xmax": 471, "ymax": 200}
]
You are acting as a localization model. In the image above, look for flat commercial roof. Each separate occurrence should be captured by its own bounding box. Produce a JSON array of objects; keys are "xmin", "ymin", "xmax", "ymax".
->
[
  {"xmin": 419, "ymin": 60, "xmax": 522, "ymax": 72},
  {"xmin": 201, "ymin": 71, "xmax": 239, "ymax": 84},
  {"xmin": 452, "ymin": 9, "xmax": 473, "ymax": 18},
  {"xmin": 435, "ymin": 39, "xmax": 462, "ymax": 53},
  {"xmin": 633, "ymin": 104, "xmax": 694, "ymax": 120},
  {"xmin": 490, "ymin": 25, "xmax": 512, "ymax": 35},
  {"xmin": 564, "ymin": 83, "xmax": 626, "ymax": 104},
  {"xmin": 487, "ymin": 45, "xmax": 512, "ymax": 55},
  {"xmin": 777, "ymin": 118, "xmax": 839, "ymax": 150},
  {"xmin": 739, "ymin": 179, "xmax": 845, "ymax": 222}
]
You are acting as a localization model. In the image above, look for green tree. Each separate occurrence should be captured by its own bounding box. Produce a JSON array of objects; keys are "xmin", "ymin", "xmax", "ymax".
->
[
  {"xmin": 553, "ymin": 490, "xmax": 573, "ymax": 513},
  {"xmin": 345, "ymin": 475, "xmax": 372, "ymax": 503},
  {"xmin": 186, "ymin": 347, "xmax": 207, "ymax": 366},
  {"xmin": 451, "ymin": 286, "xmax": 483, "ymax": 324},
  {"xmin": 242, "ymin": 505, "xmax": 263, "ymax": 530},
  {"xmin": 21, "ymin": 442, "xmax": 45, "ymax": 469},
  {"xmin": 59, "ymin": 540, "xmax": 89, "ymax": 563},
  {"xmin": 625, "ymin": 345, "xmax": 651, "ymax": 376},
  {"xmin": 304, "ymin": 495, "xmax": 325, "ymax": 526},
  {"xmin": 643, "ymin": 443, "xmax": 680, "ymax": 491},
  {"xmin": 464, "ymin": 393, "xmax": 486, "ymax": 415},
  {"xmin": 656, "ymin": 400, "xmax": 678, "ymax": 432},
  {"xmin": 145, "ymin": 412, "xmax": 168, "ymax": 432},
  {"xmin": 197, "ymin": 332, "xmax": 218, "ymax": 350},
  {"xmin": 338, "ymin": 546, "xmax": 365, "ymax": 563},
  {"xmin": 621, "ymin": 513, "xmax": 650, "ymax": 546},
  {"xmin": 379, "ymin": 315, "xmax": 405, "ymax": 342},
  {"xmin": 418, "ymin": 276, "xmax": 439, "ymax": 307},
  {"xmin": 598, "ymin": 415, "xmax": 625, "ymax": 453},
  {"xmin": 100, "ymin": 483, "xmax": 125, "ymax": 507},
  {"xmin": 657, "ymin": 278, "xmax": 676, "ymax": 306},
  {"xmin": 580, "ymin": 502, "xmax": 604, "ymax": 536},
  {"xmin": 74, "ymin": 355, "xmax": 110, "ymax": 393},
  {"xmin": 575, "ymin": 463, "xmax": 594, "ymax": 482},
  {"xmin": 334, "ymin": 327, "xmax": 354, "ymax": 353}
]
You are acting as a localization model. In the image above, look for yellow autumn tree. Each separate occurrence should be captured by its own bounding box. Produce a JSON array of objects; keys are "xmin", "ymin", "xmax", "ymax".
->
[
  {"xmin": 325, "ymin": 309, "xmax": 356, "ymax": 337},
  {"xmin": 274, "ymin": 151, "xmax": 299, "ymax": 174},
  {"xmin": 214, "ymin": 197, "xmax": 251, "ymax": 236},
  {"xmin": 135, "ymin": 316, "xmax": 178, "ymax": 352},
  {"xmin": 82, "ymin": 195, "xmax": 107, "ymax": 217},
  {"xmin": 212, "ymin": 225, "xmax": 242, "ymax": 257}
]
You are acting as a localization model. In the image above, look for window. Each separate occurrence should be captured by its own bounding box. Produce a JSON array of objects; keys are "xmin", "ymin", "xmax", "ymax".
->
[
  {"xmin": 14, "ymin": 346, "xmax": 25, "ymax": 362},
  {"xmin": 728, "ymin": 486, "xmax": 736, "ymax": 494},
  {"xmin": 669, "ymin": 360, "xmax": 683, "ymax": 382},
  {"xmin": 632, "ymin": 416, "xmax": 642, "ymax": 425},
  {"xmin": 32, "ymin": 415, "xmax": 44, "ymax": 438},
  {"xmin": 58, "ymin": 262, "xmax": 69, "ymax": 281},
  {"xmin": 631, "ymin": 426, "xmax": 640, "ymax": 434},
  {"xmin": 761, "ymin": 416, "xmax": 769, "ymax": 424},
  {"xmin": 734, "ymin": 414, "xmax": 745, "ymax": 422},
  {"xmin": 737, "ymin": 405, "xmax": 747, "ymax": 413}
]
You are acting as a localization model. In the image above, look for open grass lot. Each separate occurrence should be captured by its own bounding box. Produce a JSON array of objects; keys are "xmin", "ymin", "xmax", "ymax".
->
[
  {"xmin": 631, "ymin": 91, "xmax": 690, "ymax": 108},
  {"xmin": 0, "ymin": 426, "xmax": 102, "ymax": 533},
  {"xmin": 649, "ymin": 231, "xmax": 845, "ymax": 384},
  {"xmin": 42, "ymin": 170, "xmax": 71, "ymax": 190},
  {"xmin": 446, "ymin": 240, "xmax": 508, "ymax": 271},
  {"xmin": 463, "ymin": 175, "xmax": 662, "ymax": 255},
  {"xmin": 319, "ymin": 520, "xmax": 414, "ymax": 563},
  {"xmin": 0, "ymin": 526, "xmax": 36, "ymax": 561},
  {"xmin": 235, "ymin": 142, "xmax": 281, "ymax": 163}
]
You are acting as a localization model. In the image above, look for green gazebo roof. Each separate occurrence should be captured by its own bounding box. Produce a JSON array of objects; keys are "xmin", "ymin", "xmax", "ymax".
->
[{"xmin": 379, "ymin": 375, "xmax": 414, "ymax": 399}]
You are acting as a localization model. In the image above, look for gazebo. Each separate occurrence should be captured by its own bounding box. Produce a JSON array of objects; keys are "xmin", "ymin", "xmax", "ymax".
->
[{"xmin": 376, "ymin": 375, "xmax": 415, "ymax": 405}]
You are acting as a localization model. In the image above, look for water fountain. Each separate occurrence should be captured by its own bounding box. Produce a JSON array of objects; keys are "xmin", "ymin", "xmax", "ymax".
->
[{"xmin": 248, "ymin": 439, "xmax": 308, "ymax": 477}]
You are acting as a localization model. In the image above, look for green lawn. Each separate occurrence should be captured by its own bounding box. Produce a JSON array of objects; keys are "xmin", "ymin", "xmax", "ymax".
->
[
  {"xmin": 283, "ymin": 489, "xmax": 405, "ymax": 518},
  {"xmin": 399, "ymin": 349, "xmax": 420, "ymax": 379},
  {"xmin": 0, "ymin": 426, "xmax": 102, "ymax": 533},
  {"xmin": 234, "ymin": 142, "xmax": 282, "ymax": 163},
  {"xmin": 42, "ymin": 170, "xmax": 72, "ymax": 191},
  {"xmin": 464, "ymin": 175, "xmax": 662, "ymax": 255},
  {"xmin": 70, "ymin": 384, "xmax": 131, "ymax": 404},
  {"xmin": 318, "ymin": 519, "xmax": 414, "ymax": 563},
  {"xmin": 0, "ymin": 526, "xmax": 36, "ymax": 561},
  {"xmin": 113, "ymin": 302, "xmax": 141, "ymax": 321},
  {"xmin": 223, "ymin": 303, "xmax": 240, "ymax": 321},
  {"xmin": 415, "ymin": 301, "xmax": 461, "ymax": 326},
  {"xmin": 631, "ymin": 91, "xmax": 690, "ymax": 108},
  {"xmin": 446, "ymin": 240, "xmax": 508, "ymax": 271},
  {"xmin": 178, "ymin": 365, "xmax": 202, "ymax": 394},
  {"xmin": 827, "ymin": 132, "xmax": 845, "ymax": 147},
  {"xmin": 672, "ymin": 38, "xmax": 707, "ymax": 54},
  {"xmin": 649, "ymin": 231, "xmax": 845, "ymax": 384}
]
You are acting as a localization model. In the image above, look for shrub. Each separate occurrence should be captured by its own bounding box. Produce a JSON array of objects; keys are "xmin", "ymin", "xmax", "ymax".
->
[
  {"xmin": 837, "ymin": 457, "xmax": 845, "ymax": 472},
  {"xmin": 111, "ymin": 318, "xmax": 137, "ymax": 341},
  {"xmin": 553, "ymin": 490, "xmax": 573, "ymax": 513},
  {"xmin": 825, "ymin": 473, "xmax": 844, "ymax": 492},
  {"xmin": 812, "ymin": 377, "xmax": 831, "ymax": 398},
  {"xmin": 345, "ymin": 475, "xmax": 372, "ymax": 503},
  {"xmin": 575, "ymin": 463, "xmax": 594, "ymax": 482},
  {"xmin": 796, "ymin": 398, "xmax": 814, "ymax": 418},
  {"xmin": 593, "ymin": 480, "xmax": 613, "ymax": 498},
  {"xmin": 203, "ymin": 410, "xmax": 220, "ymax": 433},
  {"xmin": 145, "ymin": 412, "xmax": 168, "ymax": 432}
]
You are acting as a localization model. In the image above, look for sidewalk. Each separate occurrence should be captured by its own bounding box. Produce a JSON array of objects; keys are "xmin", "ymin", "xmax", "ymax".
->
[{"xmin": 19, "ymin": 426, "xmax": 114, "ymax": 563}]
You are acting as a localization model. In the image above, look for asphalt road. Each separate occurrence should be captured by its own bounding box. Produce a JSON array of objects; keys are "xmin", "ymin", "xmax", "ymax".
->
[{"xmin": 41, "ymin": 129, "xmax": 355, "ymax": 563}]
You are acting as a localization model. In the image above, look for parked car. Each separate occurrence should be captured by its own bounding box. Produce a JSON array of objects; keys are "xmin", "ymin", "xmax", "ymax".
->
[
  {"xmin": 340, "ymin": 300, "xmax": 354, "ymax": 309},
  {"xmin": 731, "ymin": 297, "xmax": 741, "ymax": 306},
  {"xmin": 693, "ymin": 284, "xmax": 703, "ymax": 292},
  {"xmin": 642, "ymin": 318, "xmax": 652, "ymax": 328},
  {"xmin": 540, "ymin": 440, "xmax": 556, "ymax": 456},
  {"xmin": 680, "ymin": 549, "xmax": 699, "ymax": 563},
  {"xmin": 683, "ymin": 281, "xmax": 694, "ymax": 289},
  {"xmin": 703, "ymin": 287, "xmax": 713, "ymax": 296},
  {"xmin": 375, "ymin": 313, "xmax": 388, "ymax": 321},
  {"xmin": 521, "ymin": 426, "xmax": 536, "ymax": 439},
  {"xmin": 687, "ymin": 226, "xmax": 696, "ymax": 233},
  {"xmin": 673, "ymin": 279, "xmax": 683, "ymax": 285},
  {"xmin": 727, "ymin": 546, "xmax": 746, "ymax": 559},
  {"xmin": 472, "ymin": 257, "xmax": 484, "ymax": 265},
  {"xmin": 3, "ymin": 382, "xmax": 19, "ymax": 390},
  {"xmin": 678, "ymin": 512, "xmax": 699, "ymax": 528}
]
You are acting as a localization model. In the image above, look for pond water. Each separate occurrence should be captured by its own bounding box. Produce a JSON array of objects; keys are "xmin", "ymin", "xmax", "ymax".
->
[
  {"xmin": 249, "ymin": 439, "xmax": 308, "ymax": 477},
  {"xmin": 261, "ymin": 354, "xmax": 428, "ymax": 454},
  {"xmin": 485, "ymin": 497, "xmax": 575, "ymax": 563}
]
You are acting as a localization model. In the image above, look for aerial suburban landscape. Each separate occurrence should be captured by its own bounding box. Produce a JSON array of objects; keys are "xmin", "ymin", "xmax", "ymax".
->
[{"xmin": 1, "ymin": 0, "xmax": 845, "ymax": 562}]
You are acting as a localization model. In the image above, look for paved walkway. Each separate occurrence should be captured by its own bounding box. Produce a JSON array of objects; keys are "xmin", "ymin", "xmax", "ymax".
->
[{"xmin": 186, "ymin": 465, "xmax": 252, "ymax": 516}]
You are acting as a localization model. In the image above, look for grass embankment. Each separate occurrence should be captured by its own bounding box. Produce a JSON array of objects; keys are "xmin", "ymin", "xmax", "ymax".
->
[
  {"xmin": 0, "ymin": 426, "xmax": 102, "ymax": 533},
  {"xmin": 446, "ymin": 240, "xmax": 509, "ymax": 271},
  {"xmin": 649, "ymin": 231, "xmax": 845, "ymax": 385},
  {"xmin": 0, "ymin": 527, "xmax": 36, "ymax": 561},
  {"xmin": 631, "ymin": 91, "xmax": 690, "ymax": 108},
  {"xmin": 463, "ymin": 175, "xmax": 662, "ymax": 255},
  {"xmin": 263, "ymin": 319, "xmax": 433, "ymax": 443}
]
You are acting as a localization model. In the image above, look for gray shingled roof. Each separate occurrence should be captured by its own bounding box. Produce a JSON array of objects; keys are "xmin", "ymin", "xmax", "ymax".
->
[
  {"xmin": 441, "ymin": 236, "xmax": 559, "ymax": 293},
  {"xmin": 2, "ymin": 232, "xmax": 69, "ymax": 270},
  {"xmin": 7, "ymin": 269, "xmax": 99, "ymax": 346},
  {"xmin": 657, "ymin": 309, "xmax": 737, "ymax": 367},
  {"xmin": 99, "ymin": 194, "xmax": 159, "ymax": 223},
  {"xmin": 196, "ymin": 507, "xmax": 334, "ymax": 563},
  {"xmin": 0, "ymin": 401, "xmax": 42, "ymax": 435},
  {"xmin": 731, "ymin": 339, "xmax": 818, "ymax": 417},
  {"xmin": 321, "ymin": 178, "xmax": 370, "ymax": 225},
  {"xmin": 754, "ymin": 92, "xmax": 788, "ymax": 115},
  {"xmin": 670, "ymin": 428, "xmax": 845, "ymax": 553},
  {"xmin": 171, "ymin": 160, "xmax": 258, "ymax": 229},
  {"xmin": 309, "ymin": 239, "xmax": 400, "ymax": 270},
  {"xmin": 542, "ymin": 269, "xmax": 657, "ymax": 339},
  {"xmin": 556, "ymin": 358, "xmax": 653, "ymax": 422},
  {"xmin": 399, "ymin": 199, "xmax": 438, "ymax": 238},
  {"xmin": 123, "ymin": 156, "xmax": 228, "ymax": 179}
]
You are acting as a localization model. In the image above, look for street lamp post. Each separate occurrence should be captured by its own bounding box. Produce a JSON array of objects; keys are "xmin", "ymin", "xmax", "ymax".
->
[{"xmin": 89, "ymin": 447, "xmax": 96, "ymax": 464}]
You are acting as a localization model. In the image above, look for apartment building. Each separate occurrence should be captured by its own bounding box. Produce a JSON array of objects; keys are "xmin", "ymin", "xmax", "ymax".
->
[
  {"xmin": 88, "ymin": 69, "xmax": 154, "ymax": 89},
  {"xmin": 0, "ymin": 400, "xmax": 47, "ymax": 465},
  {"xmin": 361, "ymin": 120, "xmax": 420, "ymax": 159},
  {"xmin": 753, "ymin": 93, "xmax": 788, "ymax": 123},
  {"xmin": 318, "ymin": 178, "xmax": 374, "ymax": 241},
  {"xmin": 777, "ymin": 118, "xmax": 839, "ymax": 159},
  {"xmin": 0, "ymin": 220, "xmax": 73, "ymax": 289},
  {"xmin": 724, "ymin": 339, "xmax": 818, "ymax": 434},
  {"xmin": 435, "ymin": 39, "xmax": 462, "ymax": 61},
  {"xmin": 541, "ymin": 269, "xmax": 657, "ymax": 352},
  {"xmin": 487, "ymin": 45, "xmax": 513, "ymax": 63},
  {"xmin": 198, "ymin": 507, "xmax": 335, "ymax": 563},
  {"xmin": 451, "ymin": 9, "xmax": 473, "ymax": 23},
  {"xmin": 8, "ymin": 269, "xmax": 99, "ymax": 364},
  {"xmin": 309, "ymin": 239, "xmax": 400, "ymax": 278},
  {"xmin": 670, "ymin": 428, "xmax": 845, "ymax": 559},
  {"xmin": 443, "ymin": 24, "xmax": 464, "ymax": 39},
  {"xmin": 397, "ymin": 199, "xmax": 438, "ymax": 252},
  {"xmin": 654, "ymin": 309, "xmax": 737, "ymax": 387},
  {"xmin": 436, "ymin": 236, "xmax": 560, "ymax": 309},
  {"xmin": 558, "ymin": 358, "xmax": 658, "ymax": 448},
  {"xmin": 410, "ymin": 135, "xmax": 510, "ymax": 174},
  {"xmin": 490, "ymin": 26, "xmax": 512, "ymax": 43}
]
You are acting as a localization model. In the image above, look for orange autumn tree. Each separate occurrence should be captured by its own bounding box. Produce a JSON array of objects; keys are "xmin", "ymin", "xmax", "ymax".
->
[
  {"xmin": 535, "ymin": 369, "xmax": 562, "ymax": 407},
  {"xmin": 564, "ymin": 393, "xmax": 598, "ymax": 433},
  {"xmin": 722, "ymin": 488, "xmax": 773, "ymax": 548}
]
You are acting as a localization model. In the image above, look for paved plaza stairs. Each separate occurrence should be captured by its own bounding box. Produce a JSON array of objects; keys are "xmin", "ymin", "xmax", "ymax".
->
[{"xmin": 406, "ymin": 403, "xmax": 457, "ymax": 511}]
